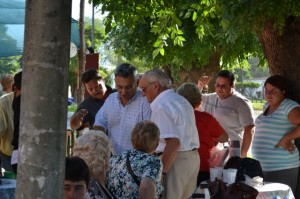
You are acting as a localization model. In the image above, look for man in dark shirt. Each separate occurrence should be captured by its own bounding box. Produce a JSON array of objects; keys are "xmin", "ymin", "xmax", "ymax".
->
[{"xmin": 70, "ymin": 69, "xmax": 114, "ymax": 131}]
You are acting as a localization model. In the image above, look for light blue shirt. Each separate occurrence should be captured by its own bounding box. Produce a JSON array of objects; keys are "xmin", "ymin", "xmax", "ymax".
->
[
  {"xmin": 94, "ymin": 90, "xmax": 151, "ymax": 155},
  {"xmin": 252, "ymin": 99, "xmax": 300, "ymax": 171}
]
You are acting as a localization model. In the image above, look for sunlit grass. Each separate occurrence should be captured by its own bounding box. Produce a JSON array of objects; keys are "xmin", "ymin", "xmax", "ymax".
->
[
  {"xmin": 251, "ymin": 99, "xmax": 266, "ymax": 110},
  {"xmin": 68, "ymin": 104, "xmax": 77, "ymax": 112}
]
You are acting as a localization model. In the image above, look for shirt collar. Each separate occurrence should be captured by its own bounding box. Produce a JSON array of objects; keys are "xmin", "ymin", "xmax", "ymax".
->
[{"xmin": 151, "ymin": 89, "xmax": 173, "ymax": 109}]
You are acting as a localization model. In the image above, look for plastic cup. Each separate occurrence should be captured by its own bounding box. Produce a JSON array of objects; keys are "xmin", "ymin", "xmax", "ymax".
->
[
  {"xmin": 210, "ymin": 167, "xmax": 223, "ymax": 181},
  {"xmin": 223, "ymin": 169, "xmax": 237, "ymax": 184}
]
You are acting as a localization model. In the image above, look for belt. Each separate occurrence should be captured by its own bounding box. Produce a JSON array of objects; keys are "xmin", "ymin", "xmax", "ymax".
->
[
  {"xmin": 154, "ymin": 148, "xmax": 197, "ymax": 156},
  {"xmin": 179, "ymin": 148, "xmax": 198, "ymax": 153}
]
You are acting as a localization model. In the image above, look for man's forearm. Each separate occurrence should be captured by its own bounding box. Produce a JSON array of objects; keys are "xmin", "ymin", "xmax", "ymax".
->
[
  {"xmin": 161, "ymin": 138, "xmax": 180, "ymax": 173},
  {"xmin": 241, "ymin": 125, "xmax": 254, "ymax": 158}
]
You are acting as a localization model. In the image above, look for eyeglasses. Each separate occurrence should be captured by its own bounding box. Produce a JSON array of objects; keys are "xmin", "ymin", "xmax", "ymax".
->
[
  {"xmin": 139, "ymin": 82, "xmax": 154, "ymax": 92},
  {"xmin": 215, "ymin": 83, "xmax": 231, "ymax": 89},
  {"xmin": 264, "ymin": 88, "xmax": 281, "ymax": 96}
]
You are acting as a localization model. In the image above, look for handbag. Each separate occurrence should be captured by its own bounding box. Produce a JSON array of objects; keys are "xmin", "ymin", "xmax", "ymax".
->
[
  {"xmin": 224, "ymin": 156, "xmax": 263, "ymax": 182},
  {"xmin": 208, "ymin": 179, "xmax": 258, "ymax": 199}
]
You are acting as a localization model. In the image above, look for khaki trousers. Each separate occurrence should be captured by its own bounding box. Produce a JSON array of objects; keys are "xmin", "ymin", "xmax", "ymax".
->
[{"xmin": 163, "ymin": 150, "xmax": 200, "ymax": 199}]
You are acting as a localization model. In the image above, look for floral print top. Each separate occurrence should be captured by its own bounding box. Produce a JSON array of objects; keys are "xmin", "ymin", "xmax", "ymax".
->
[
  {"xmin": 86, "ymin": 178, "xmax": 114, "ymax": 199},
  {"xmin": 106, "ymin": 150, "xmax": 163, "ymax": 199}
]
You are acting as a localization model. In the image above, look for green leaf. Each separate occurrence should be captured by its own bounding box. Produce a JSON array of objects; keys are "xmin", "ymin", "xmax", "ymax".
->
[
  {"xmin": 177, "ymin": 29, "xmax": 184, "ymax": 35},
  {"xmin": 184, "ymin": 11, "xmax": 191, "ymax": 18},
  {"xmin": 192, "ymin": 11, "xmax": 197, "ymax": 21},
  {"xmin": 153, "ymin": 39, "xmax": 162, "ymax": 47},
  {"xmin": 160, "ymin": 48, "xmax": 165, "ymax": 56},
  {"xmin": 152, "ymin": 48, "xmax": 161, "ymax": 59},
  {"xmin": 177, "ymin": 36, "xmax": 186, "ymax": 41}
]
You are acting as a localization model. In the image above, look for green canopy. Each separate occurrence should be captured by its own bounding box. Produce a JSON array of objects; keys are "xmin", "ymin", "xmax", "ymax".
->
[{"xmin": 0, "ymin": 0, "xmax": 80, "ymax": 57}]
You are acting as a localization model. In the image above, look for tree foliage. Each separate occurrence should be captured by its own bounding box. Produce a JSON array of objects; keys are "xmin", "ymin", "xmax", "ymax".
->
[
  {"xmin": 236, "ymin": 81, "xmax": 260, "ymax": 97},
  {"xmin": 91, "ymin": 0, "xmax": 264, "ymax": 73},
  {"xmin": 219, "ymin": 0, "xmax": 300, "ymax": 34},
  {"xmin": 84, "ymin": 17, "xmax": 106, "ymax": 51},
  {"xmin": 0, "ymin": 55, "xmax": 22, "ymax": 75}
]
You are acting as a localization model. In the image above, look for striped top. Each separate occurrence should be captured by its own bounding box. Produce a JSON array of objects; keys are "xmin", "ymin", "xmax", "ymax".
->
[{"xmin": 252, "ymin": 99, "xmax": 300, "ymax": 171}]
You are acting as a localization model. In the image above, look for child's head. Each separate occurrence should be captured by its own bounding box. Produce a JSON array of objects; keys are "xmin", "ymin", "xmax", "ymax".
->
[{"xmin": 64, "ymin": 156, "xmax": 90, "ymax": 199}]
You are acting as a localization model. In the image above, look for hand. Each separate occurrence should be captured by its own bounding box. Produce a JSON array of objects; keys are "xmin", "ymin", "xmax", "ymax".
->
[
  {"xmin": 275, "ymin": 137, "xmax": 295, "ymax": 153},
  {"xmin": 76, "ymin": 109, "xmax": 88, "ymax": 122},
  {"xmin": 197, "ymin": 76, "xmax": 211, "ymax": 89}
]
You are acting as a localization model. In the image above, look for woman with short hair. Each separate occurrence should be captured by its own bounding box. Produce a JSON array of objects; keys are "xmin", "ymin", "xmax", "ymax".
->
[
  {"xmin": 106, "ymin": 121, "xmax": 163, "ymax": 199},
  {"xmin": 73, "ymin": 130, "xmax": 113, "ymax": 199}
]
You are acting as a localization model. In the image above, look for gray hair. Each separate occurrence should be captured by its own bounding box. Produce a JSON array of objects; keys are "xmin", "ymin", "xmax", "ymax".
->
[
  {"xmin": 1, "ymin": 73, "xmax": 14, "ymax": 90},
  {"xmin": 73, "ymin": 130, "xmax": 111, "ymax": 181},
  {"xmin": 143, "ymin": 69, "xmax": 172, "ymax": 88},
  {"xmin": 176, "ymin": 83, "xmax": 202, "ymax": 108}
]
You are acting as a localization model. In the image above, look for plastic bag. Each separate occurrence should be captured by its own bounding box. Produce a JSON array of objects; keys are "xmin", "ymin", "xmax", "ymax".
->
[{"xmin": 209, "ymin": 144, "xmax": 229, "ymax": 168}]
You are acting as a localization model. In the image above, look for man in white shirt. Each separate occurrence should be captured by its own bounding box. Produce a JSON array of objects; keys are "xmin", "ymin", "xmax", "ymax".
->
[
  {"xmin": 139, "ymin": 69, "xmax": 200, "ymax": 199},
  {"xmin": 198, "ymin": 70, "xmax": 255, "ymax": 158}
]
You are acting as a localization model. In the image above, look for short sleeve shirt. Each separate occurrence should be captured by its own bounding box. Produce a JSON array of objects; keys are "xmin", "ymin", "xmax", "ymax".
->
[
  {"xmin": 200, "ymin": 91, "xmax": 255, "ymax": 142},
  {"xmin": 150, "ymin": 89, "xmax": 199, "ymax": 152},
  {"xmin": 94, "ymin": 90, "xmax": 151, "ymax": 154},
  {"xmin": 252, "ymin": 99, "xmax": 300, "ymax": 171},
  {"xmin": 75, "ymin": 96, "xmax": 105, "ymax": 130}
]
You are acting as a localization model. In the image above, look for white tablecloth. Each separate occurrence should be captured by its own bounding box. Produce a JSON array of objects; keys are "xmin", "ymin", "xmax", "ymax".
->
[
  {"xmin": 193, "ymin": 181, "xmax": 295, "ymax": 199},
  {"xmin": 0, "ymin": 179, "xmax": 16, "ymax": 199},
  {"xmin": 256, "ymin": 182, "xmax": 294, "ymax": 199}
]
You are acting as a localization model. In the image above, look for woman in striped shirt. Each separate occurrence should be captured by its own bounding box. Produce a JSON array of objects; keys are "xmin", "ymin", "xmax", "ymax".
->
[{"xmin": 252, "ymin": 75, "xmax": 300, "ymax": 194}]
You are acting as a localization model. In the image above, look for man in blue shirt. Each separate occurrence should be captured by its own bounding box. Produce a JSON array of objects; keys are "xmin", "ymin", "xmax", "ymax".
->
[{"xmin": 94, "ymin": 63, "xmax": 151, "ymax": 155}]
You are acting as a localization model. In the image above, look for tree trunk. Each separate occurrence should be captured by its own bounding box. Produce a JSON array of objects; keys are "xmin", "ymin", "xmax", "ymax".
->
[
  {"xmin": 77, "ymin": 0, "xmax": 86, "ymax": 103},
  {"xmin": 258, "ymin": 17, "xmax": 300, "ymax": 102},
  {"xmin": 16, "ymin": 0, "xmax": 71, "ymax": 198},
  {"xmin": 258, "ymin": 17, "xmax": 300, "ymax": 199},
  {"xmin": 176, "ymin": 51, "xmax": 221, "ymax": 92}
]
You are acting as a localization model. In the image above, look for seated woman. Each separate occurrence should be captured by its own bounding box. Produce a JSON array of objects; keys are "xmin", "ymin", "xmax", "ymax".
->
[
  {"xmin": 106, "ymin": 121, "xmax": 163, "ymax": 199},
  {"xmin": 73, "ymin": 130, "xmax": 113, "ymax": 199},
  {"xmin": 177, "ymin": 83, "xmax": 228, "ymax": 185}
]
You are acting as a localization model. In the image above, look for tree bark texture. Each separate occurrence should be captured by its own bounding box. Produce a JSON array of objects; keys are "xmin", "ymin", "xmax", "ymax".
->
[
  {"xmin": 176, "ymin": 51, "xmax": 221, "ymax": 92},
  {"xmin": 258, "ymin": 17, "xmax": 300, "ymax": 102},
  {"xmin": 77, "ymin": 0, "xmax": 86, "ymax": 104},
  {"xmin": 258, "ymin": 17, "xmax": 300, "ymax": 199},
  {"xmin": 16, "ymin": 0, "xmax": 71, "ymax": 198}
]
